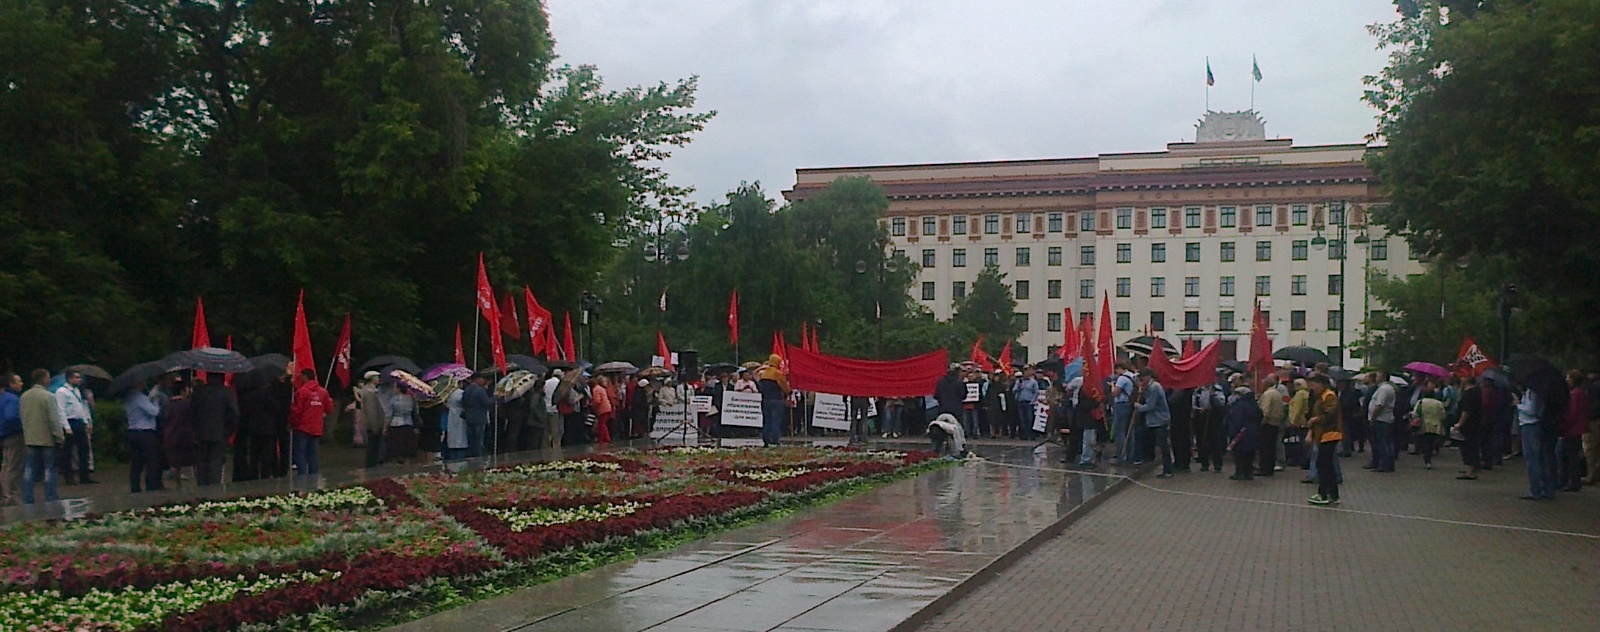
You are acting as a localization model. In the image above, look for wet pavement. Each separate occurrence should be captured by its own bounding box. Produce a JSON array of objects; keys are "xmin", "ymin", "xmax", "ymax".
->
[{"xmin": 394, "ymin": 443, "xmax": 1124, "ymax": 632}]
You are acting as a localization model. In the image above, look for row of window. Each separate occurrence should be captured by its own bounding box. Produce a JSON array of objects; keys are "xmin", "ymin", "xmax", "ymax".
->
[
  {"xmin": 888, "ymin": 205, "xmax": 1351, "ymax": 238},
  {"xmin": 1039, "ymin": 310, "xmax": 1345, "ymax": 333},
  {"xmin": 920, "ymin": 274, "xmax": 1347, "ymax": 302},
  {"xmin": 918, "ymin": 240, "xmax": 1389, "ymax": 268}
]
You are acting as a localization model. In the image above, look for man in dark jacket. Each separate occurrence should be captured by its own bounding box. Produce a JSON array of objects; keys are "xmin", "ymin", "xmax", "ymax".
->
[
  {"xmin": 461, "ymin": 373, "xmax": 493, "ymax": 457},
  {"xmin": 190, "ymin": 377, "xmax": 239, "ymax": 486},
  {"xmin": 238, "ymin": 377, "xmax": 284, "ymax": 480},
  {"xmin": 1225, "ymin": 385, "xmax": 1263, "ymax": 481},
  {"xmin": 935, "ymin": 365, "xmax": 966, "ymax": 418}
]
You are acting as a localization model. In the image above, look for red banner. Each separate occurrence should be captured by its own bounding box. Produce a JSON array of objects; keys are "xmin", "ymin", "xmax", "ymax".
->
[
  {"xmin": 1149, "ymin": 336, "xmax": 1221, "ymax": 390},
  {"xmin": 786, "ymin": 345, "xmax": 950, "ymax": 398}
]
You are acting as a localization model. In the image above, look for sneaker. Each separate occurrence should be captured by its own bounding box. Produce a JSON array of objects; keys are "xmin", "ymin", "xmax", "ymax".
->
[
  {"xmin": 1327, "ymin": 497, "xmax": 1341, "ymax": 505},
  {"xmin": 1425, "ymin": 462, "xmax": 1433, "ymax": 469},
  {"xmin": 1273, "ymin": 465, "xmax": 1284, "ymax": 471},
  {"xmin": 1308, "ymin": 494, "xmax": 1330, "ymax": 505},
  {"xmin": 1156, "ymin": 472, "xmax": 1174, "ymax": 478}
]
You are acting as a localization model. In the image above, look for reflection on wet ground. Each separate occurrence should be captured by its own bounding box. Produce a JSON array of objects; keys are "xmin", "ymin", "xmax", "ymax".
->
[{"xmin": 395, "ymin": 443, "xmax": 1119, "ymax": 632}]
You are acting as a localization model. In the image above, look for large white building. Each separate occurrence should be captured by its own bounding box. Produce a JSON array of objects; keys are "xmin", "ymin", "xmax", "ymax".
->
[{"xmin": 787, "ymin": 111, "xmax": 1422, "ymax": 366}]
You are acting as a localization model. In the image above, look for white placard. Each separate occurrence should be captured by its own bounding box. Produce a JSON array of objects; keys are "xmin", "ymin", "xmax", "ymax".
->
[
  {"xmin": 720, "ymin": 438, "xmax": 765, "ymax": 448},
  {"xmin": 720, "ymin": 391, "xmax": 764, "ymax": 428},
  {"xmin": 692, "ymin": 395, "xmax": 715, "ymax": 415},
  {"xmin": 867, "ymin": 398, "xmax": 879, "ymax": 418},
  {"xmin": 964, "ymin": 383, "xmax": 980, "ymax": 403},
  {"xmin": 651, "ymin": 398, "xmax": 697, "ymax": 443},
  {"xmin": 1032, "ymin": 401, "xmax": 1049, "ymax": 433},
  {"xmin": 812, "ymin": 393, "xmax": 851, "ymax": 431}
]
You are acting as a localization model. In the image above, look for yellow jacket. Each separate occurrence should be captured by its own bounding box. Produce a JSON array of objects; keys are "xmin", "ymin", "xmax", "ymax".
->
[{"xmin": 1287, "ymin": 389, "xmax": 1311, "ymax": 429}]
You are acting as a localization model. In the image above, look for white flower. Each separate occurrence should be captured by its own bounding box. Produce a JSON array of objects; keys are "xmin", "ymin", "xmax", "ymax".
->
[{"xmin": 483, "ymin": 501, "xmax": 650, "ymax": 532}]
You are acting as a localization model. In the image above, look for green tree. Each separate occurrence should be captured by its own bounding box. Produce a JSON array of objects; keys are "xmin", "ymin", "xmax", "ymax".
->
[
  {"xmin": 1365, "ymin": 0, "xmax": 1600, "ymax": 365},
  {"xmin": 953, "ymin": 265, "xmax": 1021, "ymax": 348}
]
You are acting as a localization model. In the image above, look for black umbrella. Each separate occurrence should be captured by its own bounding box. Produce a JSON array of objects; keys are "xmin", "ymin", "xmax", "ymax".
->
[
  {"xmin": 107, "ymin": 360, "xmax": 181, "ymax": 396},
  {"xmin": 357, "ymin": 355, "xmax": 421, "ymax": 375},
  {"xmin": 162, "ymin": 347, "xmax": 256, "ymax": 374},
  {"xmin": 1272, "ymin": 345, "xmax": 1330, "ymax": 367},
  {"xmin": 1121, "ymin": 336, "xmax": 1177, "ymax": 357},
  {"xmin": 545, "ymin": 359, "xmax": 578, "ymax": 371},
  {"xmin": 61, "ymin": 364, "xmax": 112, "ymax": 381},
  {"xmin": 248, "ymin": 353, "xmax": 292, "ymax": 379},
  {"xmin": 1219, "ymin": 359, "xmax": 1248, "ymax": 374},
  {"xmin": 1328, "ymin": 367, "xmax": 1355, "ymax": 382},
  {"xmin": 1505, "ymin": 354, "xmax": 1563, "ymax": 398},
  {"xmin": 506, "ymin": 354, "xmax": 548, "ymax": 374}
]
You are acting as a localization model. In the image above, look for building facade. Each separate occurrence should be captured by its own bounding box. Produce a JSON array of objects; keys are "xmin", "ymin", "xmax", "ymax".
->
[{"xmin": 786, "ymin": 111, "xmax": 1419, "ymax": 366}]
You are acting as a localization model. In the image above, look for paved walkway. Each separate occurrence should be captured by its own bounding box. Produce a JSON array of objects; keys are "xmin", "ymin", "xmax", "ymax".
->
[{"xmin": 917, "ymin": 452, "xmax": 1600, "ymax": 632}]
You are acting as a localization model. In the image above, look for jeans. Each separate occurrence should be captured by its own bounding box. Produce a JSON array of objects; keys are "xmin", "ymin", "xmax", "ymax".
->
[
  {"xmin": 1307, "ymin": 440, "xmax": 1344, "ymax": 483},
  {"xmin": 1018, "ymin": 401, "xmax": 1036, "ymax": 439},
  {"xmin": 884, "ymin": 407, "xmax": 902, "ymax": 435},
  {"xmin": 761, "ymin": 400, "xmax": 786, "ymax": 446},
  {"xmin": 126, "ymin": 430, "xmax": 164, "ymax": 493},
  {"xmin": 292, "ymin": 430, "xmax": 320, "ymax": 476},
  {"xmin": 960, "ymin": 408, "xmax": 979, "ymax": 437},
  {"xmin": 63, "ymin": 419, "xmax": 90, "ymax": 482},
  {"xmin": 465, "ymin": 422, "xmax": 487, "ymax": 458},
  {"xmin": 1078, "ymin": 428, "xmax": 1098, "ymax": 465},
  {"xmin": 1112, "ymin": 402, "xmax": 1134, "ymax": 461},
  {"xmin": 1519, "ymin": 424, "xmax": 1552, "ymax": 499},
  {"xmin": 1369, "ymin": 421, "xmax": 1396, "ymax": 471},
  {"xmin": 1151, "ymin": 425, "xmax": 1173, "ymax": 475},
  {"xmin": 21, "ymin": 446, "xmax": 57, "ymax": 504}
]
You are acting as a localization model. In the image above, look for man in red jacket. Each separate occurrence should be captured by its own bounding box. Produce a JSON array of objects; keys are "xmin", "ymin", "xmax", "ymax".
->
[{"xmin": 289, "ymin": 369, "xmax": 333, "ymax": 476}]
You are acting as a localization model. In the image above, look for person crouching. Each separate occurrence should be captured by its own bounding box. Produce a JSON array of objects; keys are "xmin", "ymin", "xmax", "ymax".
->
[{"xmin": 927, "ymin": 413, "xmax": 967, "ymax": 458}]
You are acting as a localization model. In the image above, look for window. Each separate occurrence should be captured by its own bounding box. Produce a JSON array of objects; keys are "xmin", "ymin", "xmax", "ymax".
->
[
  {"xmin": 953, "ymin": 282, "xmax": 967, "ymax": 300},
  {"xmin": 1220, "ymin": 276, "xmax": 1236, "ymax": 296},
  {"xmin": 1016, "ymin": 213, "xmax": 1031, "ymax": 233},
  {"xmin": 1017, "ymin": 313, "xmax": 1029, "ymax": 332},
  {"xmin": 1047, "ymin": 247, "xmax": 1063, "ymax": 266},
  {"xmin": 1116, "ymin": 277, "xmax": 1131, "ymax": 297},
  {"xmin": 1080, "ymin": 212, "xmax": 1096, "ymax": 232},
  {"xmin": 1329, "ymin": 204, "xmax": 1346, "ymax": 226},
  {"xmin": 1371, "ymin": 238, "xmax": 1389, "ymax": 260},
  {"xmin": 1048, "ymin": 212, "xmax": 1064, "ymax": 232},
  {"xmin": 952, "ymin": 248, "xmax": 967, "ymax": 267},
  {"xmin": 1330, "ymin": 239, "xmax": 1346, "ymax": 260},
  {"xmin": 1151, "ymin": 243, "xmax": 1167, "ymax": 263},
  {"xmin": 891, "ymin": 217, "xmax": 906, "ymax": 236},
  {"xmin": 1292, "ymin": 240, "xmax": 1308, "ymax": 260},
  {"xmin": 1047, "ymin": 312, "xmax": 1062, "ymax": 332},
  {"xmin": 1328, "ymin": 310, "xmax": 1344, "ymax": 331},
  {"xmin": 1116, "ymin": 207, "xmax": 1133, "ymax": 229},
  {"xmin": 984, "ymin": 214, "xmax": 1000, "ymax": 235},
  {"xmin": 1292, "ymin": 275, "xmax": 1307, "ymax": 295},
  {"xmin": 1220, "ymin": 241, "xmax": 1236, "ymax": 262},
  {"xmin": 1047, "ymin": 280, "xmax": 1062, "ymax": 299},
  {"xmin": 983, "ymin": 247, "xmax": 998, "ymax": 266},
  {"xmin": 1080, "ymin": 245, "xmax": 1096, "ymax": 266},
  {"xmin": 1184, "ymin": 276, "xmax": 1200, "ymax": 297},
  {"xmin": 1116, "ymin": 243, "xmax": 1132, "ymax": 263},
  {"xmin": 1220, "ymin": 206, "xmax": 1237, "ymax": 228},
  {"xmin": 1255, "ymin": 205, "xmax": 1273, "ymax": 226},
  {"xmin": 1079, "ymin": 279, "xmax": 1095, "ymax": 299},
  {"xmin": 1219, "ymin": 311, "xmax": 1236, "ymax": 331},
  {"xmin": 1261, "ymin": 310, "xmax": 1271, "ymax": 326},
  {"xmin": 1015, "ymin": 247, "xmax": 1031, "ymax": 266},
  {"xmin": 1328, "ymin": 274, "xmax": 1343, "ymax": 296},
  {"xmin": 1184, "ymin": 311, "xmax": 1200, "ymax": 331},
  {"xmin": 1115, "ymin": 311, "xmax": 1131, "ymax": 331},
  {"xmin": 1255, "ymin": 275, "xmax": 1272, "ymax": 296},
  {"xmin": 1151, "ymin": 208, "xmax": 1167, "ymax": 229},
  {"xmin": 1015, "ymin": 280, "xmax": 1030, "ymax": 300},
  {"xmin": 1292, "ymin": 204, "xmax": 1309, "ymax": 226},
  {"xmin": 952, "ymin": 215, "xmax": 968, "ymax": 235},
  {"xmin": 1151, "ymin": 277, "xmax": 1166, "ymax": 297},
  {"xmin": 1186, "ymin": 242, "xmax": 1201, "ymax": 262},
  {"xmin": 921, "ymin": 282, "xmax": 936, "ymax": 301},
  {"xmin": 1255, "ymin": 241, "xmax": 1272, "ymax": 261},
  {"xmin": 1291, "ymin": 310, "xmax": 1307, "ymax": 331},
  {"xmin": 922, "ymin": 216, "xmax": 937, "ymax": 236},
  {"xmin": 1150, "ymin": 311, "xmax": 1166, "ymax": 332},
  {"xmin": 921, "ymin": 249, "xmax": 936, "ymax": 268},
  {"xmin": 1185, "ymin": 207, "xmax": 1202, "ymax": 228}
]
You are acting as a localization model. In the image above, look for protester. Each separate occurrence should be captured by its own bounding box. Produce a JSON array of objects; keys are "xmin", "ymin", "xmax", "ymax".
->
[
  {"xmin": 53, "ymin": 371, "xmax": 95, "ymax": 485},
  {"xmin": 1286, "ymin": 378, "xmax": 1311, "ymax": 478},
  {"xmin": 592, "ymin": 374, "xmax": 615, "ymax": 444},
  {"xmin": 1194, "ymin": 380, "xmax": 1224, "ymax": 472},
  {"xmin": 628, "ymin": 377, "xmax": 652, "ymax": 442},
  {"xmin": 382, "ymin": 380, "xmax": 418, "ymax": 466},
  {"xmin": 443, "ymin": 384, "xmax": 467, "ymax": 461},
  {"xmin": 289, "ymin": 370, "xmax": 332, "ymax": 476},
  {"xmin": 756, "ymin": 355, "xmax": 790, "ymax": 446},
  {"xmin": 1453, "ymin": 375, "xmax": 1488, "ymax": 480},
  {"xmin": 1258, "ymin": 376, "xmax": 1289, "ymax": 475},
  {"xmin": 353, "ymin": 372, "xmax": 387, "ymax": 468},
  {"xmin": 1073, "ymin": 377, "xmax": 1105, "ymax": 468},
  {"xmin": 462, "ymin": 373, "xmax": 493, "ymax": 456},
  {"xmin": 1410, "ymin": 382, "xmax": 1446, "ymax": 469},
  {"xmin": 1225, "ymin": 383, "xmax": 1262, "ymax": 481},
  {"xmin": 161, "ymin": 379, "xmax": 198, "ymax": 490},
  {"xmin": 1515, "ymin": 387, "xmax": 1553, "ymax": 500},
  {"xmin": 1136, "ymin": 368, "xmax": 1174, "ymax": 478},
  {"xmin": 927, "ymin": 412, "xmax": 966, "ymax": 458},
  {"xmin": 1307, "ymin": 375, "xmax": 1344, "ymax": 505},
  {"xmin": 1365, "ymin": 372, "xmax": 1398, "ymax": 473},
  {"xmin": 554, "ymin": 371, "xmax": 588, "ymax": 447},
  {"xmin": 1561, "ymin": 371, "xmax": 1592, "ymax": 492},
  {"xmin": 0, "ymin": 373, "xmax": 24, "ymax": 505},
  {"xmin": 1338, "ymin": 375, "xmax": 1365, "ymax": 457},
  {"xmin": 1013, "ymin": 366, "xmax": 1039, "ymax": 440},
  {"xmin": 1111, "ymin": 362, "xmax": 1138, "ymax": 464},
  {"xmin": 123, "ymin": 379, "xmax": 165, "ymax": 493},
  {"xmin": 19, "ymin": 370, "xmax": 62, "ymax": 504},
  {"xmin": 881, "ymin": 397, "xmax": 904, "ymax": 439},
  {"xmin": 984, "ymin": 370, "xmax": 1013, "ymax": 440},
  {"xmin": 238, "ymin": 375, "xmax": 283, "ymax": 481}
]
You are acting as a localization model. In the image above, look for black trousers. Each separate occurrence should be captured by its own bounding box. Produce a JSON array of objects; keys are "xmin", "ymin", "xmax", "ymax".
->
[
  {"xmin": 1196, "ymin": 411, "xmax": 1225, "ymax": 470},
  {"xmin": 232, "ymin": 432, "xmax": 254, "ymax": 482},
  {"xmin": 126, "ymin": 430, "xmax": 164, "ymax": 493},
  {"xmin": 1317, "ymin": 441, "xmax": 1340, "ymax": 500},
  {"xmin": 249, "ymin": 435, "xmax": 280, "ymax": 480},
  {"xmin": 1233, "ymin": 449, "xmax": 1255, "ymax": 479},
  {"xmin": 1171, "ymin": 412, "xmax": 1193, "ymax": 470},
  {"xmin": 1256, "ymin": 425, "xmax": 1280, "ymax": 475},
  {"xmin": 196, "ymin": 441, "xmax": 227, "ymax": 486}
]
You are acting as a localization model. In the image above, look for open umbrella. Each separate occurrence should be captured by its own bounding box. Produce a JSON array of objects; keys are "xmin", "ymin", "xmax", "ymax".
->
[
  {"xmin": 1121, "ymin": 336, "xmax": 1178, "ymax": 357},
  {"xmin": 61, "ymin": 364, "xmax": 112, "ymax": 381},
  {"xmin": 1478, "ymin": 367, "xmax": 1512, "ymax": 389},
  {"xmin": 1505, "ymin": 354, "xmax": 1564, "ymax": 399},
  {"xmin": 636, "ymin": 366, "xmax": 671, "ymax": 379},
  {"xmin": 506, "ymin": 354, "xmax": 549, "ymax": 375},
  {"xmin": 357, "ymin": 355, "xmax": 421, "ymax": 375},
  {"xmin": 248, "ymin": 354, "xmax": 291, "ymax": 379},
  {"xmin": 1328, "ymin": 367, "xmax": 1356, "ymax": 382},
  {"xmin": 388, "ymin": 369, "xmax": 435, "ymax": 398},
  {"xmin": 107, "ymin": 360, "xmax": 180, "ymax": 396},
  {"xmin": 1219, "ymin": 359, "xmax": 1248, "ymax": 374},
  {"xmin": 597, "ymin": 361, "xmax": 638, "ymax": 374},
  {"xmin": 1272, "ymin": 345, "xmax": 1330, "ymax": 367},
  {"xmin": 421, "ymin": 363, "xmax": 474, "ymax": 381},
  {"xmin": 162, "ymin": 347, "xmax": 256, "ymax": 374},
  {"xmin": 1402, "ymin": 361, "xmax": 1449, "ymax": 378}
]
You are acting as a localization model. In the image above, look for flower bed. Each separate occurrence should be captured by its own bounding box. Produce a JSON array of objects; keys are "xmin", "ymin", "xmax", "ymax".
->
[{"xmin": 0, "ymin": 446, "xmax": 941, "ymax": 631}]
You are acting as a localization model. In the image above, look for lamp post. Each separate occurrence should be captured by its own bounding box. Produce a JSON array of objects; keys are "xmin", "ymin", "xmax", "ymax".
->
[
  {"xmin": 1311, "ymin": 200, "xmax": 1368, "ymax": 367},
  {"xmin": 578, "ymin": 291, "xmax": 602, "ymax": 362},
  {"xmin": 643, "ymin": 236, "xmax": 689, "ymax": 333},
  {"xmin": 1498, "ymin": 283, "xmax": 1517, "ymax": 363},
  {"xmin": 855, "ymin": 236, "xmax": 899, "ymax": 359}
]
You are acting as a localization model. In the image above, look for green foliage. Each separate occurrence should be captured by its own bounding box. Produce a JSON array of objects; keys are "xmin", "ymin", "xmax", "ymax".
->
[
  {"xmin": 1364, "ymin": 0, "xmax": 1600, "ymax": 366},
  {"xmin": 953, "ymin": 265, "xmax": 1022, "ymax": 348}
]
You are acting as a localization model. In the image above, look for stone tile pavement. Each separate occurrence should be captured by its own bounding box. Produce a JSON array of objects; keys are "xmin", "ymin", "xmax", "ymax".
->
[{"xmin": 916, "ymin": 451, "xmax": 1600, "ymax": 632}]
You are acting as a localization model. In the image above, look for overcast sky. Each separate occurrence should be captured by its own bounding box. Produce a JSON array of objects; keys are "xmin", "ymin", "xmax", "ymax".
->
[{"xmin": 545, "ymin": 0, "xmax": 1400, "ymax": 207}]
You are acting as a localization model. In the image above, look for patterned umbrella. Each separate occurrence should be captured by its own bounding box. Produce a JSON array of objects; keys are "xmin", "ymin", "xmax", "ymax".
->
[{"xmin": 162, "ymin": 347, "xmax": 256, "ymax": 374}]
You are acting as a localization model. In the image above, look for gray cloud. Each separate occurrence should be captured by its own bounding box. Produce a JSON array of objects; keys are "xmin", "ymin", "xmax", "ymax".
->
[{"xmin": 546, "ymin": 0, "xmax": 1399, "ymax": 205}]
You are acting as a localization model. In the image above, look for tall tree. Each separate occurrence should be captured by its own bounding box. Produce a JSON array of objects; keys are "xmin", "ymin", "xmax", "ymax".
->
[{"xmin": 953, "ymin": 265, "xmax": 1022, "ymax": 348}]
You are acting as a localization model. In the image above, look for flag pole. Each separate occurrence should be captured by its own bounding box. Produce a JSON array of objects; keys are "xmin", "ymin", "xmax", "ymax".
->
[
  {"xmin": 1205, "ymin": 56, "xmax": 1210, "ymax": 111},
  {"xmin": 1250, "ymin": 54, "xmax": 1256, "ymax": 111}
]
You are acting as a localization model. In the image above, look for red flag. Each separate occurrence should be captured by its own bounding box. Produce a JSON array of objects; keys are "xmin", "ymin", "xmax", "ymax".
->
[
  {"xmin": 728, "ymin": 289, "xmax": 740, "ymax": 346},
  {"xmin": 810, "ymin": 325, "xmax": 821, "ymax": 353},
  {"xmin": 562, "ymin": 312, "xmax": 576, "ymax": 362},
  {"xmin": 1452, "ymin": 336, "xmax": 1496, "ymax": 377},
  {"xmin": 970, "ymin": 335, "xmax": 994, "ymax": 373},
  {"xmin": 332, "ymin": 314, "xmax": 352, "ymax": 388},
  {"xmin": 800, "ymin": 321, "xmax": 811, "ymax": 353},
  {"xmin": 997, "ymin": 340, "xmax": 1013, "ymax": 371},
  {"xmin": 223, "ymin": 336, "xmax": 234, "ymax": 387},
  {"xmin": 1182, "ymin": 337, "xmax": 1199, "ymax": 359},
  {"xmin": 1097, "ymin": 293, "xmax": 1114, "ymax": 379},
  {"xmin": 292, "ymin": 290, "xmax": 316, "ymax": 384},
  {"xmin": 499, "ymin": 290, "xmax": 522, "ymax": 341},
  {"xmin": 1058, "ymin": 308, "xmax": 1077, "ymax": 360},
  {"xmin": 454, "ymin": 323, "xmax": 466, "ymax": 366},
  {"xmin": 658, "ymin": 330, "xmax": 674, "ymax": 371},
  {"xmin": 1150, "ymin": 336, "xmax": 1222, "ymax": 390},
  {"xmin": 1080, "ymin": 312, "xmax": 1103, "ymax": 400},
  {"xmin": 191, "ymin": 297, "xmax": 210, "ymax": 349},
  {"xmin": 475, "ymin": 254, "xmax": 507, "ymax": 372},
  {"xmin": 523, "ymin": 287, "xmax": 552, "ymax": 356},
  {"xmin": 1248, "ymin": 302, "xmax": 1274, "ymax": 388}
]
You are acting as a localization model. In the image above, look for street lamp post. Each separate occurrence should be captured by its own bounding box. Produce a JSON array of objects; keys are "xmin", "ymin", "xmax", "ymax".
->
[
  {"xmin": 855, "ymin": 236, "xmax": 898, "ymax": 359},
  {"xmin": 1498, "ymin": 283, "xmax": 1517, "ymax": 363},
  {"xmin": 578, "ymin": 291, "xmax": 602, "ymax": 362},
  {"xmin": 1311, "ymin": 200, "xmax": 1368, "ymax": 367},
  {"xmin": 643, "ymin": 237, "xmax": 689, "ymax": 334}
]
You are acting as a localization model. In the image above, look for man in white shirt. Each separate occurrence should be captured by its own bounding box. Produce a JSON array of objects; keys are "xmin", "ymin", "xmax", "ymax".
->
[
  {"xmin": 542, "ymin": 370, "xmax": 563, "ymax": 448},
  {"xmin": 53, "ymin": 371, "xmax": 95, "ymax": 485},
  {"xmin": 1365, "ymin": 372, "xmax": 1398, "ymax": 473},
  {"xmin": 1516, "ymin": 390, "xmax": 1554, "ymax": 500}
]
